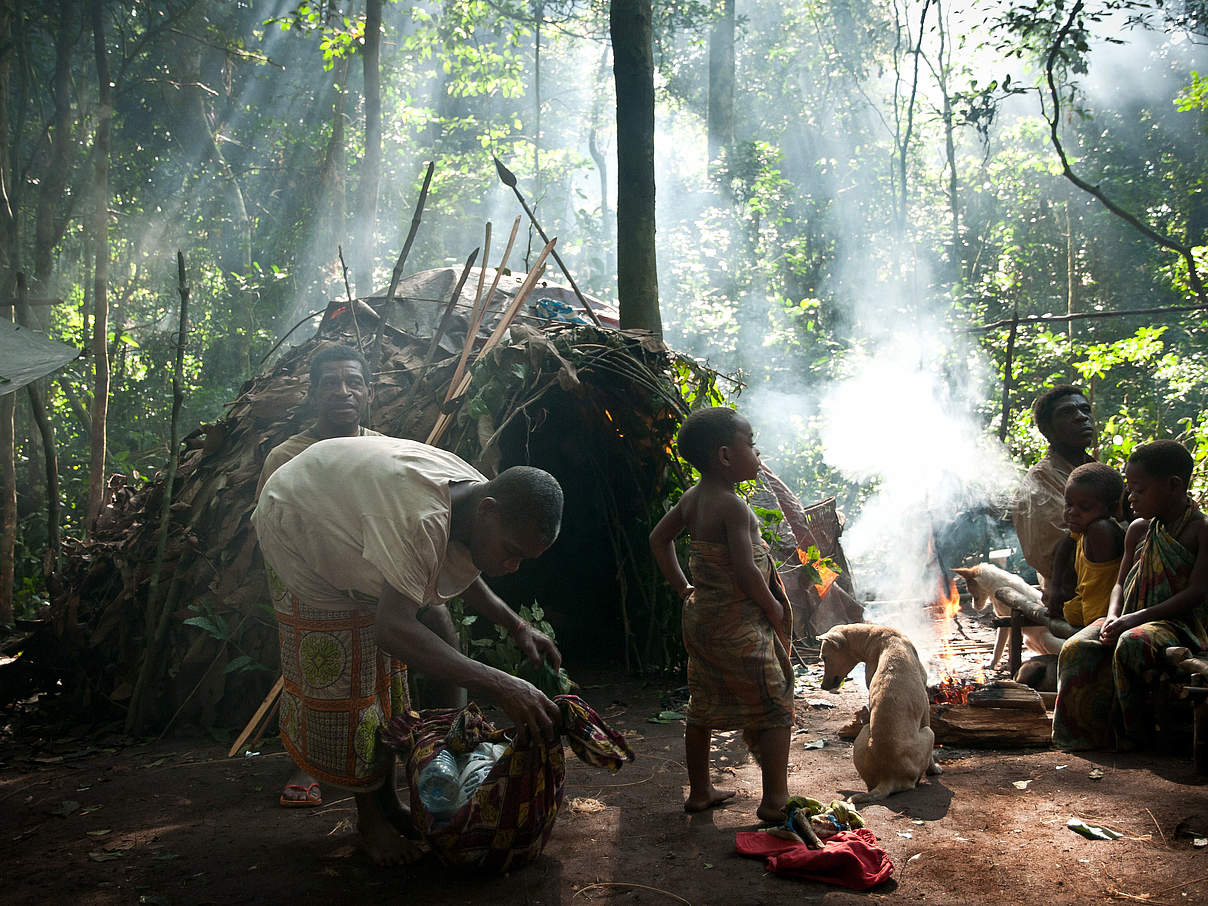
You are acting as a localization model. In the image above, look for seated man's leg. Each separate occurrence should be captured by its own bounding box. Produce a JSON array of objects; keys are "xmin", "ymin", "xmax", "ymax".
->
[{"xmin": 416, "ymin": 604, "xmax": 469, "ymax": 709}]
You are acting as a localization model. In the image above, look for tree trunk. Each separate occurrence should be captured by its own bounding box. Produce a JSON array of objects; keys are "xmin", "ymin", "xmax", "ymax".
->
[
  {"xmin": 533, "ymin": 2, "xmax": 543, "ymax": 191},
  {"xmin": 15, "ymin": 274, "xmax": 61, "ymax": 608},
  {"xmin": 34, "ymin": 0, "xmax": 78, "ymax": 287},
  {"xmin": 354, "ymin": 0, "xmax": 382, "ymax": 297},
  {"xmin": 87, "ymin": 0, "xmax": 111, "ymax": 531},
  {"xmin": 316, "ymin": 57, "xmax": 349, "ymax": 285},
  {"xmin": 611, "ymin": 0, "xmax": 661, "ymax": 337},
  {"xmin": 1, "ymin": 4, "xmax": 16, "ymax": 623},
  {"xmin": 707, "ymin": 0, "xmax": 734, "ymax": 174},
  {"xmin": 1065, "ymin": 199, "xmax": 1076, "ymax": 339}
]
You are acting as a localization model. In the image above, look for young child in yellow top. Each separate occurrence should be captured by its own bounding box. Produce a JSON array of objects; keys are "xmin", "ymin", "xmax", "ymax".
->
[
  {"xmin": 1049, "ymin": 462, "xmax": 1125, "ymax": 627},
  {"xmin": 649, "ymin": 407, "xmax": 794, "ymax": 824}
]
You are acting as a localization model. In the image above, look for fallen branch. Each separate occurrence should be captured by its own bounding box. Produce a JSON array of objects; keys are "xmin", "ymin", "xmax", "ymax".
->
[{"xmin": 573, "ymin": 882, "xmax": 690, "ymax": 904}]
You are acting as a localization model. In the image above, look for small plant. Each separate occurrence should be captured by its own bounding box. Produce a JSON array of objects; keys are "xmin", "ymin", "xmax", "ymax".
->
[
  {"xmin": 463, "ymin": 602, "xmax": 573, "ymax": 698},
  {"xmin": 182, "ymin": 602, "xmax": 270, "ymax": 676}
]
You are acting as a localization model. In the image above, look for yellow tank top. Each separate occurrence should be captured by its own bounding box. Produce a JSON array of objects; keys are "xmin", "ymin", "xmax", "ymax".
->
[{"xmin": 1062, "ymin": 531, "xmax": 1122, "ymax": 627}]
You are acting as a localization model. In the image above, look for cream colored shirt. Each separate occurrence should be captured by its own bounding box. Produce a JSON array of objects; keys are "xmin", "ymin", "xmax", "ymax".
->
[
  {"xmin": 255, "ymin": 426, "xmax": 382, "ymax": 499},
  {"xmin": 253, "ymin": 436, "xmax": 484, "ymax": 608},
  {"xmin": 1010, "ymin": 450, "xmax": 1077, "ymax": 588}
]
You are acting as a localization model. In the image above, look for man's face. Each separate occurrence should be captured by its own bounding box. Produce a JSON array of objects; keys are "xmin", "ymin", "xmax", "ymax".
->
[
  {"xmin": 469, "ymin": 499, "xmax": 553, "ymax": 577},
  {"xmin": 310, "ymin": 360, "xmax": 371, "ymax": 434},
  {"xmin": 1044, "ymin": 394, "xmax": 1096, "ymax": 451}
]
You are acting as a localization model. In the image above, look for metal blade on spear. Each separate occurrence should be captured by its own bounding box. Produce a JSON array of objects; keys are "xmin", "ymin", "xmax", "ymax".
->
[{"xmin": 492, "ymin": 155, "xmax": 603, "ymax": 328}]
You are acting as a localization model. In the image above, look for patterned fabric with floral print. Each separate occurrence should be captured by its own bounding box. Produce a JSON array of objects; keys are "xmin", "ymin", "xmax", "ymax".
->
[{"xmin": 272, "ymin": 569, "xmax": 409, "ymax": 791}]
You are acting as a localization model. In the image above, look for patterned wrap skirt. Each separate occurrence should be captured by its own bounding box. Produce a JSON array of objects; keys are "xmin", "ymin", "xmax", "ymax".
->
[
  {"xmin": 269, "ymin": 566, "xmax": 409, "ymax": 791},
  {"xmin": 682, "ymin": 540, "xmax": 794, "ymax": 731}
]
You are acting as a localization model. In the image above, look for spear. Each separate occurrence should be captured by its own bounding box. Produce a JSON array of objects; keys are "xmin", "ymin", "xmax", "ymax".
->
[
  {"xmin": 373, "ymin": 160, "xmax": 436, "ymax": 372},
  {"xmin": 493, "ymin": 155, "xmax": 603, "ymax": 328}
]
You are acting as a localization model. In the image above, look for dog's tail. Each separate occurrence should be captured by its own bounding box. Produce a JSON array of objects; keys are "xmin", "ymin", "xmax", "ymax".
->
[{"xmin": 743, "ymin": 728, "xmax": 763, "ymax": 765}]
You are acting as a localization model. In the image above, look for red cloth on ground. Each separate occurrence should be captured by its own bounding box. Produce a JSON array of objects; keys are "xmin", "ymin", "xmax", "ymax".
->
[{"xmin": 734, "ymin": 828, "xmax": 894, "ymax": 890}]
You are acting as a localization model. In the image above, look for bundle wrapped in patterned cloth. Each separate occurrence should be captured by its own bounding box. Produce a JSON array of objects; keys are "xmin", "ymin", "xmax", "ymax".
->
[{"xmin": 381, "ymin": 694, "xmax": 634, "ymax": 872}]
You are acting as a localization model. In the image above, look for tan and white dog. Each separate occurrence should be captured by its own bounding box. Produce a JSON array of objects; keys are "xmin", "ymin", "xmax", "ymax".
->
[
  {"xmin": 819, "ymin": 623, "xmax": 941, "ymax": 803},
  {"xmin": 951, "ymin": 563, "xmax": 1065, "ymax": 669}
]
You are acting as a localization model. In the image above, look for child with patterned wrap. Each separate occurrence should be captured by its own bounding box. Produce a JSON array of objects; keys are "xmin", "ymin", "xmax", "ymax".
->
[
  {"xmin": 649, "ymin": 407, "xmax": 794, "ymax": 823},
  {"xmin": 1053, "ymin": 440, "xmax": 1208, "ymax": 750}
]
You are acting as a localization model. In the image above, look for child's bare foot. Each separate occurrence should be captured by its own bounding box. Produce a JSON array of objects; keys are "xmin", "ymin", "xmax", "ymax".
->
[
  {"xmin": 683, "ymin": 787, "xmax": 736, "ymax": 813},
  {"xmin": 756, "ymin": 799, "xmax": 788, "ymax": 825}
]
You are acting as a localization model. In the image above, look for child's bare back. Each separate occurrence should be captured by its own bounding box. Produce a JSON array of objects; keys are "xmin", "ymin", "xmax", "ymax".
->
[{"xmin": 676, "ymin": 482, "xmax": 762, "ymax": 546}]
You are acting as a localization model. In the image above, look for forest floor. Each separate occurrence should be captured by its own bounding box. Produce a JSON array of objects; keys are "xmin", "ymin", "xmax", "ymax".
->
[{"xmin": 2, "ymin": 609, "xmax": 1208, "ymax": 906}]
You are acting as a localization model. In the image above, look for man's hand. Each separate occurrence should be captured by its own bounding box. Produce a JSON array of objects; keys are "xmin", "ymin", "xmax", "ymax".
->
[
  {"xmin": 491, "ymin": 671, "xmax": 561, "ymax": 742},
  {"xmin": 514, "ymin": 621, "xmax": 562, "ymax": 669}
]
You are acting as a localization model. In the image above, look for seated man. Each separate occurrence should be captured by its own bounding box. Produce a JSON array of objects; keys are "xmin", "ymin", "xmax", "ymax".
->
[
  {"xmin": 1011, "ymin": 385, "xmax": 1097, "ymax": 600},
  {"xmin": 254, "ymin": 435, "xmax": 565, "ymax": 865}
]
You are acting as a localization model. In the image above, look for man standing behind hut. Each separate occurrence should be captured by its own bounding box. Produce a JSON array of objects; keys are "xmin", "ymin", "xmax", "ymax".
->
[{"xmin": 255, "ymin": 344, "xmax": 466, "ymax": 808}]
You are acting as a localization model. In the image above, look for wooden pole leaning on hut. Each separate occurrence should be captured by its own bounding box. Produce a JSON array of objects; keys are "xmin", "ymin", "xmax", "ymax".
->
[
  {"xmin": 126, "ymin": 251, "xmax": 191, "ymax": 734},
  {"xmin": 493, "ymin": 155, "xmax": 603, "ymax": 328},
  {"xmin": 398, "ymin": 247, "xmax": 479, "ymax": 413},
  {"xmin": 427, "ymin": 236, "xmax": 557, "ymax": 448}
]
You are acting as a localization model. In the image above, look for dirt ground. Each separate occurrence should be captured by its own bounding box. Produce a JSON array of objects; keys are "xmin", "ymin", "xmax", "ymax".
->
[{"xmin": 3, "ymin": 620, "xmax": 1208, "ymax": 906}]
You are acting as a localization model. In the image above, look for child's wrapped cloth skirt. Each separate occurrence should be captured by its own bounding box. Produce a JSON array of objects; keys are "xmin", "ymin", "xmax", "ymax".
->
[{"xmin": 381, "ymin": 694, "xmax": 633, "ymax": 873}]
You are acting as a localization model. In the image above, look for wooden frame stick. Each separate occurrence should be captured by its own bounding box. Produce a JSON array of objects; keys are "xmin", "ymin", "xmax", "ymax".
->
[{"xmin": 228, "ymin": 676, "xmax": 284, "ymax": 758}]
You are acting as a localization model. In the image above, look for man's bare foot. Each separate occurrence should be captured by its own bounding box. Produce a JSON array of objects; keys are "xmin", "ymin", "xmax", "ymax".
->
[
  {"xmin": 374, "ymin": 778, "xmax": 417, "ymax": 838},
  {"xmin": 683, "ymin": 787, "xmax": 736, "ymax": 813},
  {"xmin": 356, "ymin": 792, "xmax": 422, "ymax": 866}
]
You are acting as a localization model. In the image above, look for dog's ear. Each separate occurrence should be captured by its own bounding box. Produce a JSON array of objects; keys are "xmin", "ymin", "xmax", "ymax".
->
[
  {"xmin": 952, "ymin": 567, "xmax": 976, "ymax": 579},
  {"xmin": 819, "ymin": 627, "xmax": 844, "ymax": 647}
]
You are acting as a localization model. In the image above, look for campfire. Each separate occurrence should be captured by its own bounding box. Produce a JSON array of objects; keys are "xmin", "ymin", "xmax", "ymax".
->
[
  {"xmin": 924, "ymin": 572, "xmax": 1052, "ymax": 747},
  {"xmin": 928, "ymin": 574, "xmax": 985, "ymax": 702}
]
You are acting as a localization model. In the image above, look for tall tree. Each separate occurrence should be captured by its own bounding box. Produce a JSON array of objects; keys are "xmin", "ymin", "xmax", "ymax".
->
[
  {"xmin": 354, "ymin": 0, "xmax": 383, "ymax": 296},
  {"xmin": 707, "ymin": 0, "xmax": 735, "ymax": 174},
  {"xmin": 34, "ymin": 0, "xmax": 79, "ymax": 287},
  {"xmin": 86, "ymin": 0, "xmax": 111, "ymax": 530},
  {"xmin": 1, "ymin": 2, "xmax": 18, "ymax": 623},
  {"xmin": 611, "ymin": 0, "xmax": 661, "ymax": 336}
]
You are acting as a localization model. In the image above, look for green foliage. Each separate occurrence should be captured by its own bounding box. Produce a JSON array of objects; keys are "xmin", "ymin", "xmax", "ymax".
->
[
  {"xmin": 462, "ymin": 601, "xmax": 573, "ymax": 696},
  {"xmin": 183, "ymin": 602, "xmax": 270, "ymax": 676}
]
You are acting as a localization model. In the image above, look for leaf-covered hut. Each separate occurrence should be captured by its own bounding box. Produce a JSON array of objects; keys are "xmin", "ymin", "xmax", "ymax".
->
[{"xmin": 13, "ymin": 265, "xmax": 722, "ymax": 733}]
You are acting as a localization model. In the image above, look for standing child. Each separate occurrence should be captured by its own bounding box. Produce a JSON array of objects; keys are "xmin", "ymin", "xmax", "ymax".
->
[
  {"xmin": 649, "ymin": 407, "xmax": 794, "ymax": 823},
  {"xmin": 1053, "ymin": 440, "xmax": 1208, "ymax": 750},
  {"xmin": 1046, "ymin": 462, "xmax": 1125, "ymax": 628}
]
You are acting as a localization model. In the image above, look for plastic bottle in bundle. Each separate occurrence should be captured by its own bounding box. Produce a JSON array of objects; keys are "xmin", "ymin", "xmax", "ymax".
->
[
  {"xmin": 454, "ymin": 742, "xmax": 507, "ymax": 809},
  {"xmin": 417, "ymin": 749, "xmax": 462, "ymax": 822}
]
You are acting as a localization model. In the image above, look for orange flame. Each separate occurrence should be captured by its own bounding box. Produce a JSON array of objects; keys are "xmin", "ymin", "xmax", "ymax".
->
[{"xmin": 931, "ymin": 575, "xmax": 986, "ymax": 692}]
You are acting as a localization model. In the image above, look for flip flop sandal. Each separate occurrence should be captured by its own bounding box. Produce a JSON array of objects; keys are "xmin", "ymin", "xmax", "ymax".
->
[{"xmin": 279, "ymin": 781, "xmax": 322, "ymax": 808}]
